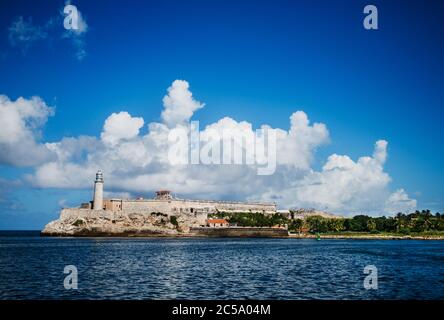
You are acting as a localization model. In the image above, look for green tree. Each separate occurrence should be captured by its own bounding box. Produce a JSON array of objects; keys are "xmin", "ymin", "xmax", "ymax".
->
[
  {"xmin": 289, "ymin": 219, "xmax": 304, "ymax": 233},
  {"xmin": 328, "ymin": 218, "xmax": 345, "ymax": 232},
  {"xmin": 170, "ymin": 215, "xmax": 179, "ymax": 228},
  {"xmin": 395, "ymin": 212, "xmax": 406, "ymax": 232},
  {"xmin": 374, "ymin": 216, "xmax": 388, "ymax": 231},
  {"xmin": 306, "ymin": 216, "xmax": 329, "ymax": 233},
  {"xmin": 347, "ymin": 215, "xmax": 370, "ymax": 231},
  {"xmin": 366, "ymin": 219, "xmax": 376, "ymax": 232}
]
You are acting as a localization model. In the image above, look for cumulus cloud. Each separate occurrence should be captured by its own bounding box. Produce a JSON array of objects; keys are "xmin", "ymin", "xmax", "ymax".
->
[
  {"xmin": 6, "ymin": 80, "xmax": 416, "ymax": 216},
  {"xmin": 101, "ymin": 112, "xmax": 144, "ymax": 146},
  {"xmin": 385, "ymin": 189, "xmax": 417, "ymax": 214},
  {"xmin": 0, "ymin": 95, "xmax": 54, "ymax": 166},
  {"xmin": 276, "ymin": 111, "xmax": 329, "ymax": 169},
  {"xmin": 260, "ymin": 140, "xmax": 391, "ymax": 213},
  {"xmin": 27, "ymin": 161, "xmax": 96, "ymax": 189},
  {"xmin": 373, "ymin": 139, "xmax": 388, "ymax": 164},
  {"xmin": 161, "ymin": 80, "xmax": 204, "ymax": 127},
  {"xmin": 259, "ymin": 140, "xmax": 418, "ymax": 216}
]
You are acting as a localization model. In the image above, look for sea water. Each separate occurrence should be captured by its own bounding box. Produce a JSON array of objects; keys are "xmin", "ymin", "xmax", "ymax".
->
[{"xmin": 0, "ymin": 231, "xmax": 443, "ymax": 299}]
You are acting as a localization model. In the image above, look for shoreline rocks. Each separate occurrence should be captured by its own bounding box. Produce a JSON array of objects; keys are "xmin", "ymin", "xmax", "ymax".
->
[{"xmin": 41, "ymin": 208, "xmax": 201, "ymax": 237}]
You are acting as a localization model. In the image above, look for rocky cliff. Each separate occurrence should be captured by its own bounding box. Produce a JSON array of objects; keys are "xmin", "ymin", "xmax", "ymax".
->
[{"xmin": 41, "ymin": 208, "xmax": 204, "ymax": 237}]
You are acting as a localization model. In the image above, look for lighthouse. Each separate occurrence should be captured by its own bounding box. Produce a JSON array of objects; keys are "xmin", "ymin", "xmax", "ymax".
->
[{"xmin": 93, "ymin": 170, "xmax": 104, "ymax": 210}]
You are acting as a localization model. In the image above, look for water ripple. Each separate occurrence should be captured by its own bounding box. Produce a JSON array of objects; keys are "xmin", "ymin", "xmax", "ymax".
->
[{"xmin": 0, "ymin": 234, "xmax": 443, "ymax": 299}]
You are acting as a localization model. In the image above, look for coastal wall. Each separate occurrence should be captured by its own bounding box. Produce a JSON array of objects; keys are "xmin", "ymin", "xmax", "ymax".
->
[{"xmin": 190, "ymin": 227, "xmax": 289, "ymax": 237}]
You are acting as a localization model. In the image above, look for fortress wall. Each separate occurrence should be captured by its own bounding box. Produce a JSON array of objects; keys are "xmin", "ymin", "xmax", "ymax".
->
[
  {"xmin": 60, "ymin": 208, "xmax": 101, "ymax": 219},
  {"xmin": 170, "ymin": 200, "xmax": 217, "ymax": 214},
  {"xmin": 61, "ymin": 199, "xmax": 275, "ymax": 226},
  {"xmin": 120, "ymin": 200, "xmax": 208, "ymax": 225},
  {"xmin": 60, "ymin": 208, "xmax": 125, "ymax": 221},
  {"xmin": 121, "ymin": 200, "xmax": 172, "ymax": 213},
  {"xmin": 120, "ymin": 199, "xmax": 276, "ymax": 215},
  {"xmin": 213, "ymin": 202, "xmax": 276, "ymax": 213}
]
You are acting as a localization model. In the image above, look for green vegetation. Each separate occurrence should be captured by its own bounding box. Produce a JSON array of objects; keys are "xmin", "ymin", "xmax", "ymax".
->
[
  {"xmin": 289, "ymin": 219, "xmax": 304, "ymax": 233},
  {"xmin": 169, "ymin": 215, "xmax": 179, "ymax": 228},
  {"xmin": 301, "ymin": 210, "xmax": 444, "ymax": 235},
  {"xmin": 151, "ymin": 211, "xmax": 168, "ymax": 217},
  {"xmin": 210, "ymin": 210, "xmax": 444, "ymax": 236},
  {"xmin": 209, "ymin": 212, "xmax": 287, "ymax": 227},
  {"xmin": 72, "ymin": 219, "xmax": 84, "ymax": 226}
]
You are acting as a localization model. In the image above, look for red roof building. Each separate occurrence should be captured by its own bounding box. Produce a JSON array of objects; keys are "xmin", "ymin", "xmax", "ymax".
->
[{"xmin": 206, "ymin": 219, "xmax": 229, "ymax": 227}]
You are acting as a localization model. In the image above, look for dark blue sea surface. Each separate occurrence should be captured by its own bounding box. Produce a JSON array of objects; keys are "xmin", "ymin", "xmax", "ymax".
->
[{"xmin": 0, "ymin": 231, "xmax": 443, "ymax": 300}]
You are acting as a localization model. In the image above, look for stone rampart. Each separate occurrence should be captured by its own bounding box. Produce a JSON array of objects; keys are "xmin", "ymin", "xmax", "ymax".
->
[{"xmin": 190, "ymin": 226, "xmax": 289, "ymax": 237}]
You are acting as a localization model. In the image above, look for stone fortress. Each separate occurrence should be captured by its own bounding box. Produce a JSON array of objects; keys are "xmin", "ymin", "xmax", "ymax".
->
[
  {"xmin": 41, "ymin": 171, "xmax": 279, "ymax": 237},
  {"xmin": 85, "ymin": 170, "xmax": 276, "ymax": 217}
]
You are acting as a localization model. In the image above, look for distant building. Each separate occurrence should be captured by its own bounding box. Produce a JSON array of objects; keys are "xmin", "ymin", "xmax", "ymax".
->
[
  {"xmin": 207, "ymin": 219, "xmax": 229, "ymax": 227},
  {"xmin": 155, "ymin": 190, "xmax": 173, "ymax": 200}
]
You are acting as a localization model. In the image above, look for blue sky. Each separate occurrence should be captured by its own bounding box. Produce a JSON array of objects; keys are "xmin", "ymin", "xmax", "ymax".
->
[{"xmin": 0, "ymin": 0, "xmax": 443, "ymax": 229}]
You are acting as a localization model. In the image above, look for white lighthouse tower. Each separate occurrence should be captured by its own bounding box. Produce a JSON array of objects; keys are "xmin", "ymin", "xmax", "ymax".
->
[{"xmin": 93, "ymin": 170, "xmax": 104, "ymax": 210}]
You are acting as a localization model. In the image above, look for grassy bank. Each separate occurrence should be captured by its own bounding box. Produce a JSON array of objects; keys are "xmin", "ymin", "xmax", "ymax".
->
[
  {"xmin": 211, "ymin": 210, "xmax": 444, "ymax": 239},
  {"xmin": 289, "ymin": 230, "xmax": 444, "ymax": 240}
]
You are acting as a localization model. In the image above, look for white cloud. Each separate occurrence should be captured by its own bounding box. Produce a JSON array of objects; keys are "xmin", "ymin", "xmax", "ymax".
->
[
  {"xmin": 101, "ymin": 111, "xmax": 144, "ymax": 146},
  {"xmin": 27, "ymin": 161, "xmax": 97, "ymax": 189},
  {"xmin": 385, "ymin": 189, "xmax": 417, "ymax": 214},
  {"xmin": 45, "ymin": 135, "xmax": 99, "ymax": 162},
  {"xmin": 161, "ymin": 80, "xmax": 204, "ymax": 127},
  {"xmin": 276, "ymin": 111, "xmax": 329, "ymax": 169},
  {"xmin": 10, "ymin": 80, "xmax": 416, "ymax": 216},
  {"xmin": 0, "ymin": 95, "xmax": 54, "ymax": 166},
  {"xmin": 373, "ymin": 139, "xmax": 388, "ymax": 164},
  {"xmin": 258, "ymin": 140, "xmax": 416, "ymax": 216}
]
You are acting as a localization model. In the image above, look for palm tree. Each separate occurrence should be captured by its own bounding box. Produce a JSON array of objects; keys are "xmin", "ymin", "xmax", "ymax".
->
[
  {"xmin": 329, "ymin": 219, "xmax": 345, "ymax": 232},
  {"xmin": 291, "ymin": 219, "xmax": 304, "ymax": 234},
  {"xmin": 395, "ymin": 212, "xmax": 405, "ymax": 231},
  {"xmin": 423, "ymin": 210, "xmax": 433, "ymax": 231}
]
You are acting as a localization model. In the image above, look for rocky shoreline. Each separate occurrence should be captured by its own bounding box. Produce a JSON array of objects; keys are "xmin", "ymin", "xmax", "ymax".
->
[
  {"xmin": 41, "ymin": 208, "xmax": 196, "ymax": 237},
  {"xmin": 42, "ymin": 208, "xmax": 443, "ymax": 240},
  {"xmin": 41, "ymin": 208, "xmax": 289, "ymax": 238}
]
